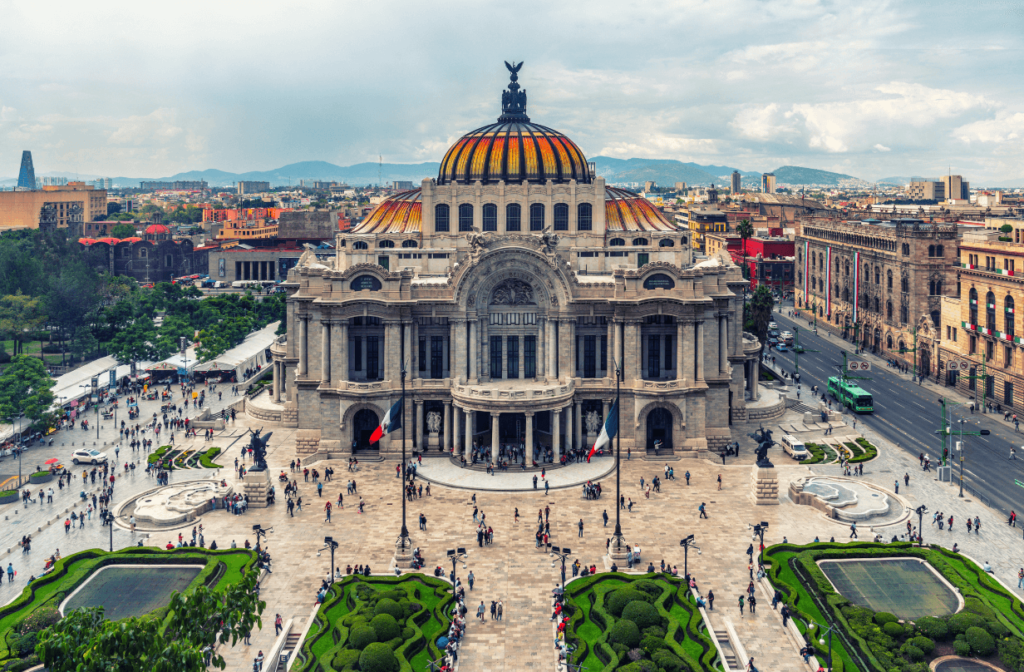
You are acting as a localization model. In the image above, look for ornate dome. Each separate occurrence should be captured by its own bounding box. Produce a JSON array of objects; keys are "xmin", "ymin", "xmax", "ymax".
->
[
  {"xmin": 145, "ymin": 224, "xmax": 169, "ymax": 235},
  {"xmin": 437, "ymin": 63, "xmax": 591, "ymax": 186}
]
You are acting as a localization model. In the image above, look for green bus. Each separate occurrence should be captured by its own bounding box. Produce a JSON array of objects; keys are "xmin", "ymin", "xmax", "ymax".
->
[{"xmin": 827, "ymin": 376, "xmax": 874, "ymax": 413}]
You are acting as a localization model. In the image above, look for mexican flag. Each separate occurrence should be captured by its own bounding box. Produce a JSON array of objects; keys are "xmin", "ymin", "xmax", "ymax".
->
[
  {"xmin": 587, "ymin": 400, "xmax": 618, "ymax": 462},
  {"xmin": 369, "ymin": 398, "xmax": 403, "ymax": 444}
]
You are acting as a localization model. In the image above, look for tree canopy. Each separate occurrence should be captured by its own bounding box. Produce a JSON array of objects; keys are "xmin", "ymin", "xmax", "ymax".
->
[{"xmin": 0, "ymin": 355, "xmax": 55, "ymax": 423}]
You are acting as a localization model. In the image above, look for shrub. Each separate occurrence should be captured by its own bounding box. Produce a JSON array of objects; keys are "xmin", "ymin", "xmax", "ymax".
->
[
  {"xmin": 12, "ymin": 632, "xmax": 37, "ymax": 657},
  {"xmin": 915, "ymin": 616, "xmax": 948, "ymax": 641},
  {"xmin": 331, "ymin": 649, "xmax": 360, "ymax": 670},
  {"xmin": 618, "ymin": 662, "xmax": 658, "ymax": 672},
  {"xmin": 349, "ymin": 625, "xmax": 378, "ymax": 650},
  {"xmin": 985, "ymin": 619, "xmax": 1009, "ymax": 638},
  {"xmin": 954, "ymin": 639, "xmax": 972, "ymax": 657},
  {"xmin": 882, "ymin": 622, "xmax": 905, "ymax": 638},
  {"xmin": 608, "ymin": 620, "xmax": 641, "ymax": 648},
  {"xmin": 965, "ymin": 626, "xmax": 995, "ymax": 656},
  {"xmin": 370, "ymin": 614, "xmax": 401, "ymax": 642},
  {"xmin": 901, "ymin": 644, "xmax": 924, "ymax": 662},
  {"xmin": 640, "ymin": 634, "xmax": 668, "ymax": 655},
  {"xmin": 948, "ymin": 612, "xmax": 987, "ymax": 636},
  {"xmin": 607, "ymin": 588, "xmax": 652, "ymax": 617},
  {"xmin": 999, "ymin": 636, "xmax": 1024, "ymax": 671},
  {"xmin": 358, "ymin": 642, "xmax": 399, "ymax": 672},
  {"xmin": 401, "ymin": 626, "xmax": 414, "ymax": 640},
  {"xmin": 908, "ymin": 636, "xmax": 934, "ymax": 654},
  {"xmin": 621, "ymin": 601, "xmax": 661, "ymax": 630},
  {"xmin": 634, "ymin": 580, "xmax": 662, "ymax": 597},
  {"xmin": 873, "ymin": 612, "xmax": 899, "ymax": 626},
  {"xmin": 374, "ymin": 598, "xmax": 404, "ymax": 620},
  {"xmin": 642, "ymin": 625, "xmax": 666, "ymax": 639},
  {"xmin": 652, "ymin": 649, "xmax": 686, "ymax": 672}
]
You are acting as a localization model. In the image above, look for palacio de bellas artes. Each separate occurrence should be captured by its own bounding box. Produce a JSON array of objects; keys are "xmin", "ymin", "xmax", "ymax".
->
[{"xmin": 262, "ymin": 64, "xmax": 767, "ymax": 470}]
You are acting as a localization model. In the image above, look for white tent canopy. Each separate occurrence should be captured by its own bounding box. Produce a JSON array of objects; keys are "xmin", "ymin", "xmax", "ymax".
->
[
  {"xmin": 52, "ymin": 356, "xmax": 153, "ymax": 406},
  {"xmin": 192, "ymin": 322, "xmax": 279, "ymax": 380}
]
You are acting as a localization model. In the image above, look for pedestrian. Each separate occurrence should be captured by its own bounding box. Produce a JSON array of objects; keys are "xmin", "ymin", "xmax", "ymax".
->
[
  {"xmin": 781, "ymin": 604, "xmax": 790, "ymax": 627},
  {"xmin": 578, "ymin": 519, "xmax": 584, "ymax": 537},
  {"xmin": 850, "ymin": 522, "xmax": 858, "ymax": 539},
  {"xmin": 717, "ymin": 474, "xmax": 722, "ymax": 490},
  {"xmin": 738, "ymin": 595, "xmax": 744, "ymax": 615},
  {"xmin": 497, "ymin": 600, "xmax": 503, "ymax": 620},
  {"xmin": 490, "ymin": 601, "xmax": 497, "ymax": 620},
  {"xmin": 603, "ymin": 510, "xmax": 608, "ymax": 527},
  {"xmin": 707, "ymin": 589, "xmax": 714, "ymax": 610},
  {"xmin": 975, "ymin": 516, "xmax": 981, "ymax": 535},
  {"xmin": 324, "ymin": 501, "xmax": 332, "ymax": 522},
  {"xmin": 894, "ymin": 480, "xmax": 899, "ymax": 495},
  {"xmin": 948, "ymin": 515, "xmax": 954, "ymax": 531},
  {"xmin": 699, "ymin": 502, "xmax": 707, "ymax": 519},
  {"xmin": 746, "ymin": 544, "xmax": 754, "ymax": 562},
  {"xmin": 477, "ymin": 601, "xmax": 485, "ymax": 621},
  {"xmin": 904, "ymin": 473, "xmax": 910, "ymax": 487},
  {"xmin": 5, "ymin": 563, "xmax": 12, "ymax": 584},
  {"xmin": 468, "ymin": 570, "xmax": 475, "ymax": 590},
  {"xmin": 275, "ymin": 614, "xmax": 283, "ymax": 636},
  {"xmin": 685, "ymin": 470, "xmax": 690, "ymax": 485},
  {"xmin": 749, "ymin": 594, "xmax": 756, "ymax": 614}
]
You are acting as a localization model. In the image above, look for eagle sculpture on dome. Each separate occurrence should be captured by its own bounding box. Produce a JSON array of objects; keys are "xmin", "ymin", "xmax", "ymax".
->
[
  {"xmin": 500, "ymin": 61, "xmax": 528, "ymax": 120},
  {"xmin": 504, "ymin": 60, "xmax": 523, "ymax": 79}
]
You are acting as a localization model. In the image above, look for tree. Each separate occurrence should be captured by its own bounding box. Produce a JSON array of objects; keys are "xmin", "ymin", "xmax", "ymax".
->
[
  {"xmin": 746, "ymin": 285, "xmax": 775, "ymax": 349},
  {"xmin": 110, "ymin": 316, "xmax": 158, "ymax": 368},
  {"xmin": 736, "ymin": 219, "xmax": 754, "ymax": 280},
  {"xmin": 37, "ymin": 567, "xmax": 264, "ymax": 672},
  {"xmin": 0, "ymin": 355, "xmax": 55, "ymax": 424},
  {"xmin": 0, "ymin": 293, "xmax": 46, "ymax": 356},
  {"xmin": 111, "ymin": 223, "xmax": 138, "ymax": 239}
]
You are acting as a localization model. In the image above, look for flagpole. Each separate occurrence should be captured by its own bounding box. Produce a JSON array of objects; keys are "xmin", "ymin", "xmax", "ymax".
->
[
  {"xmin": 400, "ymin": 361, "xmax": 409, "ymax": 546},
  {"xmin": 611, "ymin": 358, "xmax": 626, "ymax": 561}
]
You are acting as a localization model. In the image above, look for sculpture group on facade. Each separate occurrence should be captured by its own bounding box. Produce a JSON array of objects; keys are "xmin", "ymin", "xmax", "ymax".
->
[{"xmin": 491, "ymin": 279, "xmax": 535, "ymax": 305}]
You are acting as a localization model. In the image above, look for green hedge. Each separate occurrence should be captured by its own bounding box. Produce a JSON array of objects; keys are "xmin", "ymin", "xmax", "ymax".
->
[
  {"xmin": 293, "ymin": 574, "xmax": 453, "ymax": 672},
  {"xmin": 199, "ymin": 447, "xmax": 223, "ymax": 469},
  {"xmin": 804, "ymin": 443, "xmax": 826, "ymax": 465},
  {"xmin": 763, "ymin": 542, "xmax": 1024, "ymax": 672},
  {"xmin": 0, "ymin": 547, "xmax": 256, "ymax": 670},
  {"xmin": 851, "ymin": 438, "xmax": 878, "ymax": 463}
]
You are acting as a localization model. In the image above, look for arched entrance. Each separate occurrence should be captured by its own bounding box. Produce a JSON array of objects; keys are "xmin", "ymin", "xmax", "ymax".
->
[
  {"xmin": 353, "ymin": 409, "xmax": 380, "ymax": 452},
  {"xmin": 498, "ymin": 413, "xmax": 526, "ymax": 443},
  {"xmin": 646, "ymin": 407, "xmax": 673, "ymax": 451},
  {"xmin": 873, "ymin": 328, "xmax": 881, "ymax": 352},
  {"xmin": 920, "ymin": 347, "xmax": 931, "ymax": 378}
]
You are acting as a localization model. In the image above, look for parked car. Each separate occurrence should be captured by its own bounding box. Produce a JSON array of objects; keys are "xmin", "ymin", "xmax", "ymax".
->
[
  {"xmin": 768, "ymin": 321, "xmax": 779, "ymax": 330},
  {"xmin": 780, "ymin": 435, "xmax": 809, "ymax": 460},
  {"xmin": 780, "ymin": 331, "xmax": 794, "ymax": 344},
  {"xmin": 71, "ymin": 449, "xmax": 107, "ymax": 465},
  {"xmin": 768, "ymin": 329, "xmax": 780, "ymax": 338},
  {"xmin": 777, "ymin": 343, "xmax": 788, "ymax": 352}
]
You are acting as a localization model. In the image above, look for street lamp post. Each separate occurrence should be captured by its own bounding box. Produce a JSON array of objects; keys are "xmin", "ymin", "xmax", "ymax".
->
[
  {"xmin": 958, "ymin": 419, "xmax": 965, "ymax": 498},
  {"xmin": 102, "ymin": 510, "xmax": 115, "ymax": 551},
  {"xmin": 752, "ymin": 522, "xmax": 769, "ymax": 567},
  {"xmin": 915, "ymin": 505, "xmax": 927, "ymax": 547},
  {"xmin": 808, "ymin": 621, "xmax": 836, "ymax": 672},
  {"xmin": 446, "ymin": 548, "xmax": 467, "ymax": 596},
  {"xmin": 610, "ymin": 359, "xmax": 626, "ymax": 560},
  {"xmin": 679, "ymin": 535, "xmax": 701, "ymax": 581},
  {"xmin": 323, "ymin": 536, "xmax": 339, "ymax": 583},
  {"xmin": 550, "ymin": 546, "xmax": 571, "ymax": 593},
  {"xmin": 396, "ymin": 363, "xmax": 411, "ymax": 564},
  {"xmin": 252, "ymin": 523, "xmax": 270, "ymax": 553}
]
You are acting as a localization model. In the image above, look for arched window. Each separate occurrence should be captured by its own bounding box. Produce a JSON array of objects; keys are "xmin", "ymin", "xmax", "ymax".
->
[
  {"xmin": 844, "ymin": 261, "xmax": 850, "ymax": 276},
  {"xmin": 873, "ymin": 297, "xmax": 880, "ymax": 313},
  {"xmin": 898, "ymin": 339, "xmax": 906, "ymax": 352},
  {"xmin": 434, "ymin": 204, "xmax": 450, "ymax": 232},
  {"xmin": 834, "ymin": 283, "xmax": 840, "ymax": 298},
  {"xmin": 812, "ymin": 255, "xmax": 816, "ymax": 270},
  {"xmin": 901, "ymin": 275, "xmax": 909, "ymax": 293},
  {"xmin": 659, "ymin": 239, "xmax": 674, "ymax": 247},
  {"xmin": 458, "ymin": 203, "xmax": 473, "ymax": 232},
  {"xmin": 1007, "ymin": 295, "xmax": 1015, "ymax": 337},
  {"xmin": 928, "ymin": 245, "xmax": 935, "ymax": 257},
  {"xmin": 987, "ymin": 291, "xmax": 997, "ymax": 330},
  {"xmin": 937, "ymin": 245, "xmax": 944, "ymax": 257},
  {"xmin": 842, "ymin": 287, "xmax": 849, "ymax": 302},
  {"xmin": 610, "ymin": 238, "xmax": 625, "ymax": 247},
  {"xmin": 900, "ymin": 304, "xmax": 909, "ymax": 324},
  {"xmin": 797, "ymin": 271, "xmax": 803, "ymax": 284},
  {"xmin": 482, "ymin": 203, "xmax": 498, "ymax": 231},
  {"xmin": 875, "ymin": 266, "xmax": 880, "ymax": 284},
  {"xmin": 969, "ymin": 288, "xmax": 978, "ymax": 325},
  {"xmin": 529, "ymin": 203, "xmax": 545, "ymax": 231},
  {"xmin": 887, "ymin": 270, "xmax": 893, "ymax": 291},
  {"xmin": 378, "ymin": 240, "xmax": 394, "ymax": 248},
  {"xmin": 401, "ymin": 240, "xmax": 417, "ymax": 248},
  {"xmin": 353, "ymin": 241, "xmax": 368, "ymax": 250},
  {"xmin": 886, "ymin": 300, "xmax": 893, "ymax": 320},
  {"xmin": 819, "ymin": 253, "xmax": 824, "ymax": 269},
  {"xmin": 864, "ymin": 263, "xmax": 869, "ymax": 278},
  {"xmin": 506, "ymin": 203, "xmax": 521, "ymax": 232},
  {"xmin": 577, "ymin": 203, "xmax": 593, "ymax": 231},
  {"xmin": 632, "ymin": 238, "xmax": 649, "ymax": 246},
  {"xmin": 886, "ymin": 334, "xmax": 893, "ymax": 349},
  {"xmin": 935, "ymin": 280, "xmax": 942, "ymax": 295},
  {"xmin": 553, "ymin": 203, "xmax": 569, "ymax": 231}
]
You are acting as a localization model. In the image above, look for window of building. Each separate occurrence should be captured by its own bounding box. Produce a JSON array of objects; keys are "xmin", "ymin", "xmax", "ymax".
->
[
  {"xmin": 647, "ymin": 334, "xmax": 661, "ymax": 378},
  {"xmin": 506, "ymin": 336, "xmax": 519, "ymax": 379},
  {"xmin": 632, "ymin": 238, "xmax": 649, "ymax": 246},
  {"xmin": 577, "ymin": 203, "xmax": 592, "ymax": 231},
  {"xmin": 506, "ymin": 203, "xmax": 521, "ymax": 232},
  {"xmin": 524, "ymin": 335, "xmax": 536, "ymax": 378},
  {"xmin": 900, "ymin": 304, "xmax": 908, "ymax": 324},
  {"xmin": 581, "ymin": 335, "xmax": 596, "ymax": 378},
  {"xmin": 378, "ymin": 240, "xmax": 394, "ymax": 248},
  {"xmin": 165, "ymin": 255, "xmax": 173, "ymax": 268},
  {"xmin": 354, "ymin": 337, "xmax": 362, "ymax": 371},
  {"xmin": 482, "ymin": 204, "xmax": 498, "ymax": 231},
  {"xmin": 969, "ymin": 335, "xmax": 976, "ymax": 354},
  {"xmin": 937, "ymin": 245, "xmax": 944, "ymax": 257},
  {"xmin": 886, "ymin": 301, "xmax": 893, "ymax": 320},
  {"xmin": 1006, "ymin": 346, "xmax": 1013, "ymax": 369},
  {"xmin": 1006, "ymin": 258, "xmax": 1016, "ymax": 274},
  {"xmin": 659, "ymin": 239, "xmax": 674, "ymax": 247},
  {"xmin": 987, "ymin": 291, "xmax": 997, "ymax": 330},
  {"xmin": 1007, "ymin": 295, "xmax": 1016, "ymax": 337},
  {"xmin": 418, "ymin": 338, "xmax": 427, "ymax": 373},
  {"xmin": 553, "ymin": 203, "xmax": 569, "ymax": 231},
  {"xmin": 969, "ymin": 287, "xmax": 978, "ymax": 325},
  {"xmin": 610, "ymin": 238, "xmax": 625, "ymax": 247},
  {"xmin": 887, "ymin": 270, "xmax": 892, "ymax": 291},
  {"xmin": 529, "ymin": 203, "xmax": 545, "ymax": 231},
  {"xmin": 986, "ymin": 372, "xmax": 995, "ymax": 399},
  {"xmin": 902, "ymin": 243, "xmax": 910, "ymax": 256},
  {"xmin": 873, "ymin": 297, "xmax": 880, "ymax": 313},
  {"xmin": 968, "ymin": 366, "xmax": 976, "ymax": 391},
  {"xmin": 886, "ymin": 334, "xmax": 893, "ymax": 349},
  {"xmin": 435, "ymin": 204, "xmax": 449, "ymax": 232},
  {"xmin": 928, "ymin": 245, "xmax": 935, "ymax": 257},
  {"xmin": 1006, "ymin": 380, "xmax": 1015, "ymax": 406},
  {"xmin": 458, "ymin": 203, "xmax": 473, "ymax": 232},
  {"xmin": 366, "ymin": 336, "xmax": 379, "ymax": 380},
  {"xmin": 490, "ymin": 336, "xmax": 502, "ymax": 379},
  {"xmin": 401, "ymin": 240, "xmax": 417, "ymax": 248},
  {"xmin": 987, "ymin": 340, "xmax": 995, "ymax": 363},
  {"xmin": 901, "ymin": 275, "xmax": 909, "ymax": 293},
  {"xmin": 874, "ymin": 266, "xmax": 880, "ymax": 284}
]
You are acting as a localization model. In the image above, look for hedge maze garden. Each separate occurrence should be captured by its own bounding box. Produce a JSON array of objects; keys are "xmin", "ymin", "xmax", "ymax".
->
[
  {"xmin": 294, "ymin": 574, "xmax": 453, "ymax": 672},
  {"xmin": 563, "ymin": 573, "xmax": 719, "ymax": 672},
  {"xmin": 764, "ymin": 542, "xmax": 1024, "ymax": 672}
]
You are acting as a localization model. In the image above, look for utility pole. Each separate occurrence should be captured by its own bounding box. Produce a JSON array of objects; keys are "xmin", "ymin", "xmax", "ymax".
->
[
  {"xmin": 897, "ymin": 326, "xmax": 920, "ymax": 383},
  {"xmin": 792, "ymin": 326, "xmax": 818, "ymax": 384}
]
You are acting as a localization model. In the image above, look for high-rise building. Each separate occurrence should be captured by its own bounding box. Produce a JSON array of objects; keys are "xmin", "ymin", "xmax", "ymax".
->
[
  {"xmin": 674, "ymin": 182, "xmax": 687, "ymax": 192},
  {"xmin": 17, "ymin": 151, "xmax": 36, "ymax": 190},
  {"xmin": 238, "ymin": 181, "xmax": 270, "ymax": 195},
  {"xmin": 731, "ymin": 171, "xmax": 742, "ymax": 194},
  {"xmin": 42, "ymin": 177, "xmax": 68, "ymax": 187},
  {"xmin": 0, "ymin": 182, "xmax": 106, "ymax": 230},
  {"xmin": 940, "ymin": 175, "xmax": 970, "ymax": 201},
  {"xmin": 761, "ymin": 173, "xmax": 776, "ymax": 194},
  {"xmin": 907, "ymin": 181, "xmax": 944, "ymax": 200},
  {"xmin": 139, "ymin": 181, "xmax": 173, "ymax": 190},
  {"xmin": 173, "ymin": 180, "xmax": 207, "ymax": 190}
]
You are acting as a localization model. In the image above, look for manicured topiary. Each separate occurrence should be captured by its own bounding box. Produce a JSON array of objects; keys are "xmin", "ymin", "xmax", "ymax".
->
[
  {"xmin": 954, "ymin": 639, "xmax": 972, "ymax": 657},
  {"xmin": 349, "ymin": 624, "xmax": 378, "ymax": 650},
  {"xmin": 358, "ymin": 642, "xmax": 399, "ymax": 672},
  {"xmin": 374, "ymin": 598, "xmax": 404, "ymax": 620},
  {"xmin": 874, "ymin": 612, "xmax": 899, "ymax": 626},
  {"xmin": 618, "ymin": 661, "xmax": 658, "ymax": 672},
  {"xmin": 882, "ymin": 621, "xmax": 905, "ymax": 638},
  {"xmin": 607, "ymin": 588, "xmax": 652, "ymax": 617},
  {"xmin": 949, "ymin": 612, "xmax": 987, "ymax": 636},
  {"xmin": 642, "ymin": 625, "xmax": 666, "ymax": 639},
  {"xmin": 370, "ymin": 613, "xmax": 401, "ymax": 642},
  {"xmin": 622, "ymin": 600, "xmax": 661, "ymax": 630},
  {"xmin": 999, "ymin": 636, "xmax": 1024, "ymax": 671},
  {"xmin": 908, "ymin": 636, "xmax": 934, "ymax": 654},
  {"xmin": 331, "ymin": 649, "xmax": 360, "ymax": 670},
  {"xmin": 652, "ymin": 648, "xmax": 686, "ymax": 672},
  {"xmin": 401, "ymin": 626, "xmax": 414, "ymax": 640},
  {"xmin": 609, "ymin": 619, "xmax": 641, "ymax": 648},
  {"xmin": 634, "ymin": 580, "xmax": 662, "ymax": 597},
  {"xmin": 901, "ymin": 643, "xmax": 924, "ymax": 662},
  {"xmin": 915, "ymin": 616, "xmax": 948, "ymax": 641},
  {"xmin": 966, "ymin": 626, "xmax": 995, "ymax": 656},
  {"xmin": 641, "ymin": 634, "xmax": 668, "ymax": 655}
]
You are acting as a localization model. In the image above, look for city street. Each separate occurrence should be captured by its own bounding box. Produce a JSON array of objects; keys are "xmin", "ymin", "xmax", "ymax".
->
[{"xmin": 771, "ymin": 304, "xmax": 1024, "ymax": 518}]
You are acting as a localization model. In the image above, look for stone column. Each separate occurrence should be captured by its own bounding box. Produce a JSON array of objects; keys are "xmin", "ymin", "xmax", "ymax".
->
[
  {"xmin": 552, "ymin": 408, "xmax": 561, "ymax": 463},
  {"xmin": 490, "ymin": 413, "xmax": 499, "ymax": 461},
  {"xmin": 403, "ymin": 321, "xmax": 413, "ymax": 379},
  {"xmin": 567, "ymin": 320, "xmax": 576, "ymax": 378},
  {"xmin": 410, "ymin": 321, "xmax": 418, "ymax": 380},
  {"xmin": 273, "ymin": 362, "xmax": 281, "ymax": 402},
  {"xmin": 624, "ymin": 321, "xmax": 639, "ymax": 382},
  {"xmin": 525, "ymin": 412, "xmax": 534, "ymax": 465},
  {"xmin": 537, "ymin": 319, "xmax": 546, "ymax": 378},
  {"xmin": 607, "ymin": 319, "xmax": 616, "ymax": 379},
  {"xmin": 547, "ymin": 320, "xmax": 557, "ymax": 379},
  {"xmin": 298, "ymin": 316, "xmax": 308, "ymax": 377},
  {"xmin": 453, "ymin": 405, "xmax": 462, "ymax": 455},
  {"xmin": 575, "ymin": 401, "xmax": 583, "ymax": 451},
  {"xmin": 383, "ymin": 323, "xmax": 393, "ymax": 382},
  {"xmin": 616, "ymin": 322, "xmax": 625, "ymax": 373},
  {"xmin": 321, "ymin": 321, "xmax": 331, "ymax": 386},
  {"xmin": 682, "ymin": 321, "xmax": 695, "ymax": 384},
  {"xmin": 465, "ymin": 410, "xmax": 474, "ymax": 463},
  {"xmin": 752, "ymin": 359, "xmax": 760, "ymax": 401},
  {"xmin": 602, "ymin": 399, "xmax": 608, "ymax": 421},
  {"xmin": 676, "ymin": 322, "xmax": 685, "ymax": 381},
  {"xmin": 719, "ymin": 315, "xmax": 728, "ymax": 374},
  {"xmin": 468, "ymin": 320, "xmax": 478, "ymax": 382},
  {"xmin": 415, "ymin": 401, "xmax": 424, "ymax": 451},
  {"xmin": 696, "ymin": 321, "xmax": 705, "ymax": 381},
  {"xmin": 443, "ymin": 401, "xmax": 452, "ymax": 452},
  {"xmin": 564, "ymin": 404, "xmax": 573, "ymax": 455},
  {"xmin": 453, "ymin": 320, "xmax": 466, "ymax": 383},
  {"xmin": 333, "ymin": 321, "xmax": 348, "ymax": 385}
]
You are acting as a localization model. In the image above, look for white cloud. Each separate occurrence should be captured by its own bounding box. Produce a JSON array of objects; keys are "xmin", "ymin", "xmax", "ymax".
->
[
  {"xmin": 954, "ymin": 112, "xmax": 1024, "ymax": 144},
  {"xmin": 874, "ymin": 144, "xmax": 891, "ymax": 152},
  {"xmin": 108, "ymin": 109, "xmax": 182, "ymax": 146}
]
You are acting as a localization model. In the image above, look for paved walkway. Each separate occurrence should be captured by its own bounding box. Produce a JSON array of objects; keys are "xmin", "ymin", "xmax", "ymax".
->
[{"xmin": 415, "ymin": 455, "xmax": 615, "ymax": 491}]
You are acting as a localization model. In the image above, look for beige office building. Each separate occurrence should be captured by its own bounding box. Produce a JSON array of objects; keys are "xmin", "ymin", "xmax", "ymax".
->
[{"xmin": 0, "ymin": 182, "xmax": 107, "ymax": 230}]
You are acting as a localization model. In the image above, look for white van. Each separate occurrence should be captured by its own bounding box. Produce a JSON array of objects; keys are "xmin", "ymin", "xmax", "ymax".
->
[{"xmin": 781, "ymin": 434, "xmax": 808, "ymax": 460}]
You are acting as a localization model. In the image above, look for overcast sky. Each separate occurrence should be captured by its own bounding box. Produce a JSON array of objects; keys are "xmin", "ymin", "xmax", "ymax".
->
[{"xmin": 1, "ymin": 0, "xmax": 1023, "ymax": 183}]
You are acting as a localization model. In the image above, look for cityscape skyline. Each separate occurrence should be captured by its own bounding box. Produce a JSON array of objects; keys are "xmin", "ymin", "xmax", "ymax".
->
[{"xmin": 1, "ymin": 0, "xmax": 1022, "ymax": 184}]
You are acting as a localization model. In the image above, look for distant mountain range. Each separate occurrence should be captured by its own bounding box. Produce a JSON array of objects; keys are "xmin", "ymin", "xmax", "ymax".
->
[{"xmin": 771, "ymin": 165, "xmax": 867, "ymax": 187}]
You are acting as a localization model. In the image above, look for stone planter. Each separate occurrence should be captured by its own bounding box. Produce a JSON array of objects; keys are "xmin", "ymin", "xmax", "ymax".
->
[
  {"xmin": 28, "ymin": 472, "xmax": 53, "ymax": 485},
  {"xmin": 0, "ymin": 492, "xmax": 18, "ymax": 505}
]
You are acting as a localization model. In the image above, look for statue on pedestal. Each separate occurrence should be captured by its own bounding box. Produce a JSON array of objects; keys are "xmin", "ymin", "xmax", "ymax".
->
[
  {"xmin": 244, "ymin": 428, "xmax": 273, "ymax": 471},
  {"xmin": 749, "ymin": 425, "xmax": 775, "ymax": 468}
]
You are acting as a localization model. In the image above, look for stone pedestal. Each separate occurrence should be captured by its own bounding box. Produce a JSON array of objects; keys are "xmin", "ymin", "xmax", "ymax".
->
[
  {"xmin": 608, "ymin": 535, "xmax": 630, "ymax": 563},
  {"xmin": 393, "ymin": 535, "xmax": 415, "ymax": 569},
  {"xmin": 427, "ymin": 432, "xmax": 440, "ymax": 449},
  {"xmin": 754, "ymin": 467, "xmax": 779, "ymax": 505},
  {"xmin": 243, "ymin": 468, "xmax": 272, "ymax": 509}
]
